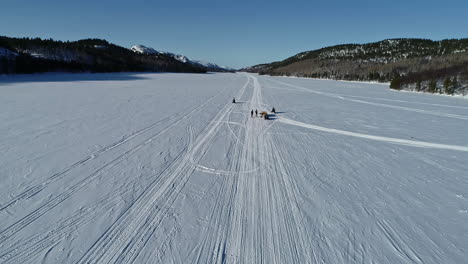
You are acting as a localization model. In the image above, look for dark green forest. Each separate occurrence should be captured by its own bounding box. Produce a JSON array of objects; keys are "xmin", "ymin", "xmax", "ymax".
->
[{"xmin": 0, "ymin": 36, "xmax": 206, "ymax": 74}]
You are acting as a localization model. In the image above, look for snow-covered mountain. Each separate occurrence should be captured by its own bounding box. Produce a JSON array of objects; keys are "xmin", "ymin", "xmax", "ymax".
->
[
  {"xmin": 191, "ymin": 60, "xmax": 234, "ymax": 72},
  {"xmin": 130, "ymin": 45, "xmax": 159, "ymax": 55},
  {"xmin": 131, "ymin": 45, "xmax": 190, "ymax": 63},
  {"xmin": 131, "ymin": 45, "xmax": 234, "ymax": 72}
]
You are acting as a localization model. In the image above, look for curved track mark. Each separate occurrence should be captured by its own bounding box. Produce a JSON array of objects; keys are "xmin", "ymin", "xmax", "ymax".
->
[{"xmin": 279, "ymin": 117, "xmax": 468, "ymax": 152}]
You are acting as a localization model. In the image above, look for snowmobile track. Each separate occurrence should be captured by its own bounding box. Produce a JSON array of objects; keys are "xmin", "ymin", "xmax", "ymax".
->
[
  {"xmin": 0, "ymin": 84, "xmax": 230, "ymax": 244},
  {"xmin": 262, "ymin": 77, "xmax": 468, "ymax": 121},
  {"xmin": 0, "ymin": 85, "xmax": 229, "ymax": 214},
  {"xmin": 75, "ymin": 75, "xmax": 250, "ymax": 264}
]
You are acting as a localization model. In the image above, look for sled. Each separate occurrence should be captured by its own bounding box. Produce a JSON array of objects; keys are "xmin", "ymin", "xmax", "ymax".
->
[{"xmin": 260, "ymin": 111, "xmax": 269, "ymax": 120}]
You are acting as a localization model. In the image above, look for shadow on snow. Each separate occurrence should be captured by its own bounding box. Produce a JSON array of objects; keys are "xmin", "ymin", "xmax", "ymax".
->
[{"xmin": 0, "ymin": 72, "xmax": 151, "ymax": 85}]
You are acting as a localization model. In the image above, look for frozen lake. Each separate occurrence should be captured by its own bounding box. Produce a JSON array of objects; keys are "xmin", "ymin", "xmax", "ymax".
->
[{"xmin": 1, "ymin": 72, "xmax": 467, "ymax": 263}]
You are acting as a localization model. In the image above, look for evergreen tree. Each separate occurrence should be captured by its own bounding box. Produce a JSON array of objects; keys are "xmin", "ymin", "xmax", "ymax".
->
[
  {"xmin": 428, "ymin": 80, "xmax": 437, "ymax": 93},
  {"xmin": 0, "ymin": 57, "xmax": 8, "ymax": 74},
  {"xmin": 390, "ymin": 75, "xmax": 402, "ymax": 90},
  {"xmin": 446, "ymin": 76, "xmax": 458, "ymax": 95},
  {"xmin": 452, "ymin": 76, "xmax": 458, "ymax": 88},
  {"xmin": 416, "ymin": 80, "xmax": 422, "ymax": 92},
  {"xmin": 443, "ymin": 77, "xmax": 451, "ymax": 93},
  {"xmin": 446, "ymin": 86, "xmax": 455, "ymax": 95}
]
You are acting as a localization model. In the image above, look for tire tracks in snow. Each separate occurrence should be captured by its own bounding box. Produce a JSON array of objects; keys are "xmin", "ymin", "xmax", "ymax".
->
[
  {"xmin": 262, "ymin": 77, "xmax": 468, "ymax": 121},
  {"xmin": 74, "ymin": 75, "xmax": 251, "ymax": 264},
  {"xmin": 341, "ymin": 94, "xmax": 468, "ymax": 110},
  {"xmin": 191, "ymin": 74, "xmax": 314, "ymax": 263},
  {"xmin": 143, "ymin": 82, "xmax": 249, "ymax": 263},
  {"xmin": 0, "ymin": 129, "xmax": 194, "ymax": 264},
  {"xmin": 278, "ymin": 117, "xmax": 468, "ymax": 152},
  {"xmin": 0, "ymin": 87, "xmax": 228, "ymax": 214},
  {"xmin": 190, "ymin": 77, "xmax": 256, "ymax": 176},
  {"xmin": 0, "ymin": 85, "xmax": 229, "ymax": 246},
  {"xmin": 191, "ymin": 75, "xmax": 253, "ymax": 264},
  {"xmin": 376, "ymin": 219, "xmax": 423, "ymax": 263}
]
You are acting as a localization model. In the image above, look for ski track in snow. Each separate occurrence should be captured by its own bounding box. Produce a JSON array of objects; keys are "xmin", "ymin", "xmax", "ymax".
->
[
  {"xmin": 0, "ymin": 83, "xmax": 230, "ymax": 246},
  {"xmin": 190, "ymin": 74, "xmax": 314, "ymax": 263},
  {"xmin": 278, "ymin": 117, "xmax": 468, "ymax": 152},
  {"xmin": 0, "ymin": 88, "xmax": 225, "ymax": 214},
  {"xmin": 263, "ymin": 77, "xmax": 468, "ymax": 121},
  {"xmin": 1, "ymin": 73, "xmax": 467, "ymax": 263},
  {"xmin": 338, "ymin": 94, "xmax": 468, "ymax": 110},
  {"xmin": 75, "ymin": 75, "xmax": 251, "ymax": 264}
]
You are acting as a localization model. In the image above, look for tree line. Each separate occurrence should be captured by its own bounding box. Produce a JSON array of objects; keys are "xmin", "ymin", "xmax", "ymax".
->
[{"xmin": 0, "ymin": 36, "xmax": 206, "ymax": 74}]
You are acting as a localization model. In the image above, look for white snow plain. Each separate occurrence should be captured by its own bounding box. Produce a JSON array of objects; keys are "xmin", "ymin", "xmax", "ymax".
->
[{"xmin": 0, "ymin": 72, "xmax": 467, "ymax": 263}]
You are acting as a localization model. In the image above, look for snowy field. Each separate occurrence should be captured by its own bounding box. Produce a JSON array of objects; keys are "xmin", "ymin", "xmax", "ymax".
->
[{"xmin": 1, "ymin": 72, "xmax": 468, "ymax": 263}]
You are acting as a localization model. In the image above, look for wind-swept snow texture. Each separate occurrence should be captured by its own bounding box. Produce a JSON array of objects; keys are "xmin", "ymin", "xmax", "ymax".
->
[{"xmin": 1, "ymin": 72, "xmax": 467, "ymax": 264}]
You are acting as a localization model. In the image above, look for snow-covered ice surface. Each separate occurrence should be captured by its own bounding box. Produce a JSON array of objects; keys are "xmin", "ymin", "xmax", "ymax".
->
[{"xmin": 1, "ymin": 72, "xmax": 468, "ymax": 263}]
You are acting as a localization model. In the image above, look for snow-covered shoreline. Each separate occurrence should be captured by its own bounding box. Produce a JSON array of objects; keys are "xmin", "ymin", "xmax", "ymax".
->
[
  {"xmin": 261, "ymin": 73, "xmax": 390, "ymax": 85},
  {"xmin": 393, "ymin": 87, "xmax": 468, "ymax": 99},
  {"xmin": 266, "ymin": 74, "xmax": 468, "ymax": 99}
]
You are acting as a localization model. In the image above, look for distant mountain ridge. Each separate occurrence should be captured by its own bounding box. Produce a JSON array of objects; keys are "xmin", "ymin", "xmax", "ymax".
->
[
  {"xmin": 130, "ymin": 45, "xmax": 190, "ymax": 63},
  {"xmin": 245, "ymin": 38, "xmax": 468, "ymax": 95},
  {"xmin": 0, "ymin": 36, "xmax": 207, "ymax": 74},
  {"xmin": 131, "ymin": 45, "xmax": 234, "ymax": 72}
]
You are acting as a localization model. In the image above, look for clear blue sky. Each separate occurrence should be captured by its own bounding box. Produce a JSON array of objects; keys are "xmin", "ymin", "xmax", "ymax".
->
[{"xmin": 1, "ymin": 0, "xmax": 467, "ymax": 69}]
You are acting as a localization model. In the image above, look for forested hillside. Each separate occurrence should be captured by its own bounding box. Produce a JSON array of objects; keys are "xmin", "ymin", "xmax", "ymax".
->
[
  {"xmin": 247, "ymin": 39, "xmax": 468, "ymax": 95},
  {"xmin": 0, "ymin": 36, "xmax": 206, "ymax": 74}
]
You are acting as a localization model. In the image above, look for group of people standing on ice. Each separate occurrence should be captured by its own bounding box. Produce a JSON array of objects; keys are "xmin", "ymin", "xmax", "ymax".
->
[
  {"xmin": 250, "ymin": 107, "xmax": 275, "ymax": 119},
  {"xmin": 232, "ymin": 98, "xmax": 275, "ymax": 119},
  {"xmin": 250, "ymin": 109, "xmax": 257, "ymax": 117}
]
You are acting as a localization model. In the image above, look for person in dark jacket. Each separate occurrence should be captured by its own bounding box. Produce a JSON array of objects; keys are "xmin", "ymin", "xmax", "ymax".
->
[
  {"xmin": 232, "ymin": 98, "xmax": 236, "ymax": 103},
  {"xmin": 255, "ymin": 109, "xmax": 258, "ymax": 116},
  {"xmin": 251, "ymin": 110, "xmax": 254, "ymax": 117},
  {"xmin": 271, "ymin": 107, "xmax": 276, "ymax": 113}
]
